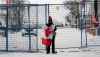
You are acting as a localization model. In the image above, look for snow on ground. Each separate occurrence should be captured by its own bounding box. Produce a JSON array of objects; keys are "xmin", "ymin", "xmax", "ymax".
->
[{"xmin": 0, "ymin": 48, "xmax": 100, "ymax": 57}]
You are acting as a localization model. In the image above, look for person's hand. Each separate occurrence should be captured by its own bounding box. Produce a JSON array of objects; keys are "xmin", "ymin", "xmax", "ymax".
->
[{"xmin": 54, "ymin": 26, "xmax": 57, "ymax": 31}]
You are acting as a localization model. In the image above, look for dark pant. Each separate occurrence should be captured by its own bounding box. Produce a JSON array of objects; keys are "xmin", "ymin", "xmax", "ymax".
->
[
  {"xmin": 46, "ymin": 32, "xmax": 56, "ymax": 54},
  {"xmin": 46, "ymin": 46, "xmax": 50, "ymax": 53},
  {"xmin": 46, "ymin": 38, "xmax": 55, "ymax": 53},
  {"xmin": 52, "ymin": 38, "xmax": 55, "ymax": 53}
]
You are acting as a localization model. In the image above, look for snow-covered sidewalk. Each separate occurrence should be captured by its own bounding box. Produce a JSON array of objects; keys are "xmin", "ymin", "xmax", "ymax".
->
[{"xmin": 0, "ymin": 48, "xmax": 100, "ymax": 57}]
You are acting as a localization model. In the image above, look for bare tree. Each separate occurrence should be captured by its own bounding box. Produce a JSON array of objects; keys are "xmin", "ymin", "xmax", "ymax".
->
[{"xmin": 64, "ymin": 1, "xmax": 80, "ymax": 28}]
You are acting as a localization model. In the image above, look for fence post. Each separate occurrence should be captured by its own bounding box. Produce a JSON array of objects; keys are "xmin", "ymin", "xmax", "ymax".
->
[
  {"xmin": 80, "ymin": 4, "xmax": 83, "ymax": 48},
  {"xmin": 45, "ymin": 4, "xmax": 48, "ymax": 24},
  {"xmin": 27, "ymin": 6, "xmax": 31, "ymax": 51},
  {"xmin": 36, "ymin": 5, "xmax": 39, "ymax": 52},
  {"xmin": 6, "ymin": 6, "xmax": 9, "ymax": 51},
  {"xmin": 84, "ymin": 4, "xmax": 88, "ymax": 48}
]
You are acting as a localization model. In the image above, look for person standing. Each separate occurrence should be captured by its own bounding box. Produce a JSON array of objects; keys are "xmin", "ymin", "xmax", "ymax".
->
[{"xmin": 44, "ymin": 16, "xmax": 57, "ymax": 54}]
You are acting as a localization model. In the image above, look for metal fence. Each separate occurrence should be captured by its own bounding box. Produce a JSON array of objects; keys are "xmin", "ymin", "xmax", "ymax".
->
[
  {"xmin": 0, "ymin": 4, "xmax": 48, "ymax": 52},
  {"xmin": 0, "ymin": 4, "xmax": 80, "ymax": 52},
  {"xmin": 80, "ymin": 1, "xmax": 100, "ymax": 48},
  {"xmin": 0, "ymin": 2, "xmax": 99, "ymax": 52}
]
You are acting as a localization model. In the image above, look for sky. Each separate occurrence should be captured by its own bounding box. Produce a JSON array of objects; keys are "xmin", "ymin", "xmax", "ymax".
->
[
  {"xmin": 27, "ymin": 0, "xmax": 65, "ymax": 4},
  {"xmin": 0, "ymin": 0, "xmax": 81, "ymax": 4},
  {"xmin": 27, "ymin": 0, "xmax": 80, "ymax": 4}
]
